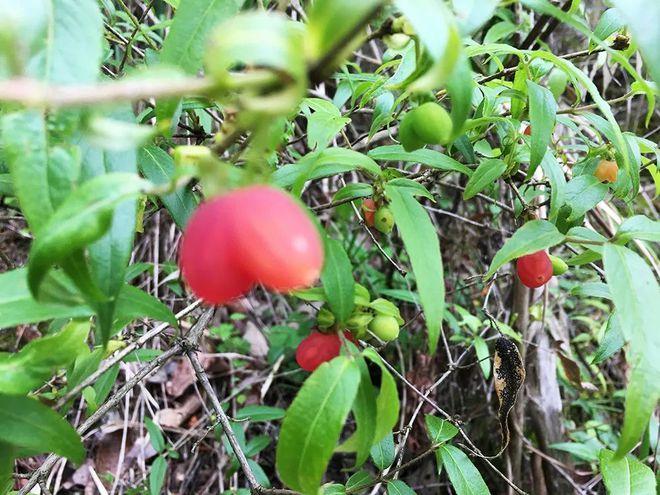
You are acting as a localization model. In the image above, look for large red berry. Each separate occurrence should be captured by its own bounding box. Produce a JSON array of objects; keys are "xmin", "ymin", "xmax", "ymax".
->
[
  {"xmin": 179, "ymin": 185, "xmax": 324, "ymax": 304},
  {"xmin": 179, "ymin": 196, "xmax": 252, "ymax": 304},
  {"xmin": 229, "ymin": 186, "xmax": 324, "ymax": 292},
  {"xmin": 361, "ymin": 198, "xmax": 377, "ymax": 227},
  {"xmin": 295, "ymin": 331, "xmax": 354, "ymax": 372},
  {"xmin": 516, "ymin": 251, "xmax": 553, "ymax": 288}
]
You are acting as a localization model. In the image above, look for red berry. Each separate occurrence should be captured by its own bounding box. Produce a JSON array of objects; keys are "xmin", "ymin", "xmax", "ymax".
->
[
  {"xmin": 179, "ymin": 185, "xmax": 324, "ymax": 304},
  {"xmin": 229, "ymin": 186, "xmax": 324, "ymax": 292},
  {"xmin": 179, "ymin": 196, "xmax": 252, "ymax": 304},
  {"xmin": 362, "ymin": 198, "xmax": 377, "ymax": 227},
  {"xmin": 295, "ymin": 331, "xmax": 354, "ymax": 372},
  {"xmin": 516, "ymin": 251, "xmax": 553, "ymax": 288},
  {"xmin": 523, "ymin": 125, "xmax": 531, "ymax": 136}
]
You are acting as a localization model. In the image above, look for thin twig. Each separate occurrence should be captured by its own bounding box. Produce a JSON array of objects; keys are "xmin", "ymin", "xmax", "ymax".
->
[{"xmin": 18, "ymin": 310, "xmax": 214, "ymax": 495}]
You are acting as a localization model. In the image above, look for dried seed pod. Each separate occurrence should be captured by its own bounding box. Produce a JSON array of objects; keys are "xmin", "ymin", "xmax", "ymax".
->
[{"xmin": 492, "ymin": 337, "xmax": 525, "ymax": 455}]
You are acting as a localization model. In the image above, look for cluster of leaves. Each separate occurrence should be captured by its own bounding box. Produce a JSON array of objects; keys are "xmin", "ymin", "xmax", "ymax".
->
[{"xmin": 0, "ymin": 0, "xmax": 659, "ymax": 494}]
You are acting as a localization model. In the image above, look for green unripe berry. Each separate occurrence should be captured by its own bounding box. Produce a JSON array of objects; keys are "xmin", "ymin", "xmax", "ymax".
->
[
  {"xmin": 399, "ymin": 112, "xmax": 426, "ymax": 152},
  {"xmin": 316, "ymin": 306, "xmax": 335, "ymax": 329},
  {"xmin": 549, "ymin": 255, "xmax": 569, "ymax": 276},
  {"xmin": 369, "ymin": 315, "xmax": 400, "ymax": 342},
  {"xmin": 383, "ymin": 33, "xmax": 410, "ymax": 50},
  {"xmin": 374, "ymin": 207, "xmax": 395, "ymax": 234},
  {"xmin": 412, "ymin": 102, "xmax": 452, "ymax": 146},
  {"xmin": 399, "ymin": 103, "xmax": 453, "ymax": 152}
]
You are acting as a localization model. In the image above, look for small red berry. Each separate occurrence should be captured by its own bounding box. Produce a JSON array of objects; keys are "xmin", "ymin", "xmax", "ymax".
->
[
  {"xmin": 179, "ymin": 196, "xmax": 252, "ymax": 305},
  {"xmin": 362, "ymin": 198, "xmax": 377, "ymax": 227},
  {"xmin": 295, "ymin": 331, "xmax": 354, "ymax": 372},
  {"xmin": 516, "ymin": 251, "xmax": 553, "ymax": 288},
  {"xmin": 229, "ymin": 186, "xmax": 324, "ymax": 292},
  {"xmin": 523, "ymin": 125, "xmax": 531, "ymax": 136}
]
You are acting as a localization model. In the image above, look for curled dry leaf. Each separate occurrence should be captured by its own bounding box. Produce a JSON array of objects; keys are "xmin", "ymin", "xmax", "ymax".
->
[{"xmin": 493, "ymin": 336, "xmax": 525, "ymax": 455}]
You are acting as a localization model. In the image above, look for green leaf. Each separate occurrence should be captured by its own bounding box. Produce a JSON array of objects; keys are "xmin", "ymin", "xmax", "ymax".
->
[
  {"xmin": 463, "ymin": 159, "xmax": 507, "ymax": 200},
  {"xmin": 0, "ymin": 394, "xmax": 84, "ymax": 464},
  {"xmin": 362, "ymin": 349, "xmax": 400, "ymax": 445},
  {"xmin": 274, "ymin": 148, "xmax": 381, "ymax": 193},
  {"xmin": 603, "ymin": 244, "xmax": 660, "ymax": 457},
  {"xmin": 599, "ymin": 449, "xmax": 656, "ymax": 495},
  {"xmin": 81, "ymin": 109, "xmax": 139, "ymax": 342},
  {"xmin": 145, "ymin": 418, "xmax": 166, "ymax": 453},
  {"xmin": 540, "ymin": 151, "xmax": 567, "ymax": 221},
  {"xmin": 336, "ymin": 357, "xmax": 377, "ymax": 468},
  {"xmin": 368, "ymin": 145, "xmax": 472, "ymax": 176},
  {"xmin": 27, "ymin": 173, "xmax": 149, "ymax": 297},
  {"xmin": 114, "ymin": 284, "xmax": 178, "ymax": 331},
  {"xmin": 439, "ymin": 444, "xmax": 490, "ymax": 495},
  {"xmin": 387, "ymin": 480, "xmax": 416, "ymax": 495},
  {"xmin": 385, "ymin": 184, "xmax": 444, "ymax": 353},
  {"xmin": 346, "ymin": 470, "xmax": 374, "ymax": 492},
  {"xmin": 321, "ymin": 237, "xmax": 355, "ymax": 324},
  {"xmin": 452, "ymin": 0, "xmax": 498, "ymax": 35},
  {"xmin": 484, "ymin": 220, "xmax": 565, "ymax": 279},
  {"xmin": 306, "ymin": 0, "xmax": 381, "ymax": 63},
  {"xmin": 386, "ymin": 178, "xmax": 433, "ymax": 200},
  {"xmin": 591, "ymin": 9, "xmax": 624, "ymax": 50},
  {"xmin": 0, "ymin": 320, "xmax": 90, "ymax": 395},
  {"xmin": 234, "ymin": 405, "xmax": 286, "ymax": 422},
  {"xmin": 0, "ymin": 269, "xmax": 92, "ymax": 329},
  {"xmin": 615, "ymin": 215, "xmax": 660, "ymax": 244},
  {"xmin": 370, "ymin": 433, "xmax": 395, "ymax": 470},
  {"xmin": 570, "ymin": 282, "xmax": 611, "ymax": 300},
  {"xmin": 563, "ymin": 176, "xmax": 608, "ymax": 222},
  {"xmin": 394, "ymin": 0, "xmax": 461, "ymax": 91},
  {"xmin": 1, "ymin": 111, "xmax": 54, "ymax": 234},
  {"xmin": 369, "ymin": 92, "xmax": 395, "ymax": 138},
  {"xmin": 592, "ymin": 313, "xmax": 625, "ymax": 364},
  {"xmin": 301, "ymin": 99, "xmax": 351, "ymax": 150},
  {"xmin": 333, "ymin": 183, "xmax": 374, "ymax": 203},
  {"xmin": 550, "ymin": 442, "xmax": 601, "ymax": 463},
  {"xmin": 139, "ymin": 146, "xmax": 197, "ymax": 228},
  {"xmin": 0, "ymin": 442, "xmax": 14, "ymax": 495},
  {"xmin": 424, "ymin": 415, "xmax": 459, "ymax": 444},
  {"xmin": 161, "ymin": 0, "xmax": 244, "ymax": 74},
  {"xmin": 149, "ymin": 455, "xmax": 168, "ymax": 495},
  {"xmin": 276, "ymin": 357, "xmax": 360, "ymax": 495},
  {"xmin": 526, "ymin": 81, "xmax": 557, "ymax": 175},
  {"xmin": 610, "ymin": 0, "xmax": 660, "ymax": 85},
  {"xmin": 473, "ymin": 336, "xmax": 491, "ymax": 379},
  {"xmin": 205, "ymin": 11, "xmax": 307, "ymax": 115},
  {"xmin": 27, "ymin": 0, "xmax": 102, "ymax": 84}
]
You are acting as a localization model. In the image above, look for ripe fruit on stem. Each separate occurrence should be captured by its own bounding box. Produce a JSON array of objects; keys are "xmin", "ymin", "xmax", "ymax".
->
[
  {"xmin": 295, "ymin": 331, "xmax": 355, "ymax": 372},
  {"xmin": 516, "ymin": 251, "xmax": 553, "ymax": 288},
  {"xmin": 179, "ymin": 185, "xmax": 323, "ymax": 304},
  {"xmin": 594, "ymin": 159, "xmax": 618, "ymax": 183},
  {"xmin": 361, "ymin": 198, "xmax": 377, "ymax": 227}
]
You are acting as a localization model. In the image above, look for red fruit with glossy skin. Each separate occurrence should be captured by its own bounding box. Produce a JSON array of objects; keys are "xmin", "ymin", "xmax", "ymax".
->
[
  {"xmin": 362, "ymin": 198, "xmax": 377, "ymax": 227},
  {"xmin": 179, "ymin": 196, "xmax": 252, "ymax": 305},
  {"xmin": 516, "ymin": 251, "xmax": 553, "ymax": 288},
  {"xmin": 295, "ymin": 331, "xmax": 354, "ymax": 372},
  {"xmin": 179, "ymin": 185, "xmax": 324, "ymax": 304},
  {"xmin": 229, "ymin": 186, "xmax": 324, "ymax": 292}
]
